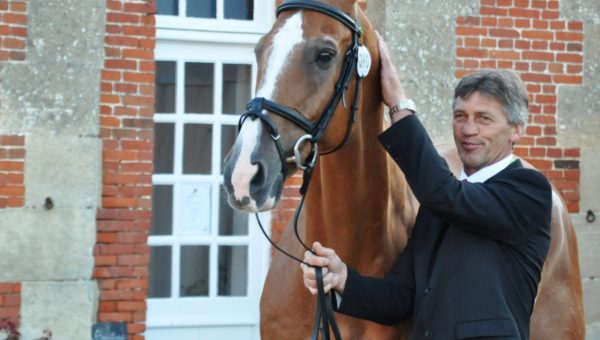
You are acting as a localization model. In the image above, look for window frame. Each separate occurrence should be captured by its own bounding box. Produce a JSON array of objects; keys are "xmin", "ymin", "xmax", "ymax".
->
[{"xmin": 147, "ymin": 0, "xmax": 275, "ymax": 332}]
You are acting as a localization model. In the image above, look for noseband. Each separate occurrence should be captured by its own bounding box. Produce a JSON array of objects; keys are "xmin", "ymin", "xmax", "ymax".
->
[
  {"xmin": 238, "ymin": 2, "xmax": 371, "ymax": 339},
  {"xmin": 238, "ymin": 0, "xmax": 369, "ymax": 177}
]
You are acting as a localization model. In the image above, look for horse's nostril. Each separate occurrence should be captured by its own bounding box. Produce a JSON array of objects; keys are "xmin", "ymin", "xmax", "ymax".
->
[{"xmin": 250, "ymin": 162, "xmax": 266, "ymax": 189}]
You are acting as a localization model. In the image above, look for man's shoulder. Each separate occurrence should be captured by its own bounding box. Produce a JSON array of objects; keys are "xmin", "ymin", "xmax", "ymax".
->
[{"xmin": 491, "ymin": 160, "xmax": 552, "ymax": 203}]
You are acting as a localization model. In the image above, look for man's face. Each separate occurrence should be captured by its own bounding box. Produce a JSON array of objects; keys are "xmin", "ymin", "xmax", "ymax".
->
[{"xmin": 453, "ymin": 91, "xmax": 522, "ymax": 175}]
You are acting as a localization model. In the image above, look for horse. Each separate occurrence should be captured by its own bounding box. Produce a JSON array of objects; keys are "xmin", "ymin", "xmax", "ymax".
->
[{"xmin": 222, "ymin": 0, "xmax": 585, "ymax": 338}]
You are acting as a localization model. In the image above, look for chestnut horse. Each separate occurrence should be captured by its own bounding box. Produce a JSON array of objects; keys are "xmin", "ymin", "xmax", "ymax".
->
[{"xmin": 222, "ymin": 0, "xmax": 585, "ymax": 338}]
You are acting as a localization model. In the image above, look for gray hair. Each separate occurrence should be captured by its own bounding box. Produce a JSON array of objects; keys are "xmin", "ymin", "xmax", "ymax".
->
[{"xmin": 452, "ymin": 69, "xmax": 529, "ymax": 127}]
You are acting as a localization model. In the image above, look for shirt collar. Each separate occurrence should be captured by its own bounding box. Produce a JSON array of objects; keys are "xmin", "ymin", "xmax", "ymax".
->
[{"xmin": 459, "ymin": 154, "xmax": 515, "ymax": 183}]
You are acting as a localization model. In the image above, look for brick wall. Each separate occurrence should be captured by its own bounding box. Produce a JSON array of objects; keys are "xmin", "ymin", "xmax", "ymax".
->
[
  {"xmin": 0, "ymin": 282, "xmax": 21, "ymax": 338},
  {"xmin": 0, "ymin": 135, "xmax": 24, "ymax": 209},
  {"xmin": 94, "ymin": 0, "xmax": 156, "ymax": 338},
  {"xmin": 455, "ymin": 0, "xmax": 583, "ymax": 212},
  {"xmin": 0, "ymin": 0, "xmax": 27, "ymax": 61}
]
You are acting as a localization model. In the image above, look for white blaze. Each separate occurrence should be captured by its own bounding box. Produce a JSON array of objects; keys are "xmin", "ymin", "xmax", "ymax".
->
[{"xmin": 230, "ymin": 12, "xmax": 304, "ymax": 207}]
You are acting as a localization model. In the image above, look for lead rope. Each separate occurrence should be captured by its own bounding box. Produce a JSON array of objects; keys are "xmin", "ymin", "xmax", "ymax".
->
[{"xmin": 253, "ymin": 158, "xmax": 342, "ymax": 340}]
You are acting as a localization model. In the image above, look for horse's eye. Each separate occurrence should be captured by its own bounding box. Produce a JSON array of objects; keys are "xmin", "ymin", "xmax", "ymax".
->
[{"xmin": 316, "ymin": 49, "xmax": 336, "ymax": 64}]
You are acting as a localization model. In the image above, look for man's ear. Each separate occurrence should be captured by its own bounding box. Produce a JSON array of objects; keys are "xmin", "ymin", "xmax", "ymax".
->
[{"xmin": 511, "ymin": 124, "xmax": 523, "ymax": 144}]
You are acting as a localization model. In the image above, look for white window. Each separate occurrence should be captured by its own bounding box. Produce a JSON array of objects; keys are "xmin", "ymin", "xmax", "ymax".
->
[{"xmin": 147, "ymin": 1, "xmax": 274, "ymax": 339}]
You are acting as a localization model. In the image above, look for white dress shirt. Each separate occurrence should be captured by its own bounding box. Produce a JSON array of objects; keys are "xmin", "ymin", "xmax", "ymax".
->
[{"xmin": 459, "ymin": 154, "xmax": 515, "ymax": 183}]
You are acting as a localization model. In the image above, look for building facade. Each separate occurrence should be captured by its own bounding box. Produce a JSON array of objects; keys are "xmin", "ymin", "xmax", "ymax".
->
[{"xmin": 0, "ymin": 0, "xmax": 598, "ymax": 339}]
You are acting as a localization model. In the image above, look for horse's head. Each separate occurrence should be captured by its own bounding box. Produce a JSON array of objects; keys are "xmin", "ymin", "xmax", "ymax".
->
[{"xmin": 223, "ymin": 0, "xmax": 373, "ymax": 212}]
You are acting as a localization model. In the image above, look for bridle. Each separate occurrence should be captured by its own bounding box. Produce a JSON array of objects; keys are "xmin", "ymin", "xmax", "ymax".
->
[
  {"xmin": 237, "ymin": 1, "xmax": 371, "ymax": 339},
  {"xmin": 238, "ymin": 0, "xmax": 370, "ymax": 179}
]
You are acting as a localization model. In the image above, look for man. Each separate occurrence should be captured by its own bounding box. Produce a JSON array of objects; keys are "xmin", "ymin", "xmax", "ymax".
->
[{"xmin": 301, "ymin": 34, "xmax": 552, "ymax": 339}]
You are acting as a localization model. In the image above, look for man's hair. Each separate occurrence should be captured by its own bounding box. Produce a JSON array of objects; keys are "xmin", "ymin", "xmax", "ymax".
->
[{"xmin": 452, "ymin": 69, "xmax": 529, "ymax": 127}]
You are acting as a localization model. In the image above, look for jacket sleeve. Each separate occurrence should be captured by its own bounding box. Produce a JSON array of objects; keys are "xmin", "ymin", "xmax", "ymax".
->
[
  {"xmin": 336, "ymin": 229, "xmax": 416, "ymax": 325},
  {"xmin": 377, "ymin": 115, "xmax": 552, "ymax": 245}
]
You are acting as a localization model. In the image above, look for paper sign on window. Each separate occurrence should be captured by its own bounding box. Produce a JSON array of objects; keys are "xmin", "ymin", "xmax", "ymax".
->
[{"xmin": 180, "ymin": 182, "xmax": 211, "ymax": 236}]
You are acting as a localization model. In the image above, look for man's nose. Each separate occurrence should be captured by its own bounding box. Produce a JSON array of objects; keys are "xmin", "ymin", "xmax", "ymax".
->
[{"xmin": 461, "ymin": 119, "xmax": 479, "ymax": 135}]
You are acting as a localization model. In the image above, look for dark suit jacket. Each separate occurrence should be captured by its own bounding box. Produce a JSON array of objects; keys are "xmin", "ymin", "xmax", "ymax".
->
[{"xmin": 337, "ymin": 115, "xmax": 552, "ymax": 340}]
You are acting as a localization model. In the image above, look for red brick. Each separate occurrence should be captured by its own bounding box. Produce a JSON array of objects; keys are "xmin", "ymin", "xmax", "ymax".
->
[
  {"xmin": 480, "ymin": 6, "xmax": 508, "ymax": 16},
  {"xmin": 535, "ymin": 94, "xmax": 556, "ymax": 104},
  {"xmin": 497, "ymin": 39, "xmax": 514, "ymax": 49},
  {"xmin": 564, "ymin": 169, "xmax": 580, "ymax": 180},
  {"xmin": 509, "ymin": 8, "xmax": 540, "ymax": 18},
  {"xmin": 541, "ymin": 10, "xmax": 560, "ymax": 20},
  {"xmin": 564, "ymin": 148, "xmax": 580, "ymax": 158},
  {"xmin": 543, "ymin": 126, "xmax": 557, "ymax": 135},
  {"xmin": 117, "ymin": 301, "xmax": 146, "ymax": 311},
  {"xmin": 568, "ymin": 21, "xmax": 584, "ymax": 31},
  {"xmin": 553, "ymin": 75, "xmax": 582, "ymax": 84},
  {"xmin": 497, "ymin": 18, "xmax": 513, "ymax": 27},
  {"xmin": 528, "ymin": 159, "xmax": 553, "ymax": 169},
  {"xmin": 536, "ymin": 137, "xmax": 557, "ymax": 146},
  {"xmin": 533, "ymin": 115, "xmax": 556, "ymax": 124},
  {"xmin": 522, "ymin": 51, "xmax": 554, "ymax": 62},
  {"xmin": 556, "ymin": 53, "xmax": 583, "ymax": 63},
  {"xmin": 118, "ymin": 254, "xmax": 149, "ymax": 266},
  {"xmin": 456, "ymin": 26, "xmax": 487, "ymax": 37},
  {"xmin": 523, "ymin": 30, "xmax": 553, "ymax": 40},
  {"xmin": 489, "ymin": 28, "xmax": 520, "ymax": 39},
  {"xmin": 556, "ymin": 31, "xmax": 583, "ymax": 41},
  {"xmin": 99, "ymin": 312, "xmax": 133, "ymax": 323},
  {"xmin": 566, "ymin": 202, "xmax": 579, "ymax": 213},
  {"xmin": 522, "ymin": 72, "xmax": 552, "ymax": 83},
  {"xmin": 3, "ymin": 13, "xmax": 27, "ymax": 25}
]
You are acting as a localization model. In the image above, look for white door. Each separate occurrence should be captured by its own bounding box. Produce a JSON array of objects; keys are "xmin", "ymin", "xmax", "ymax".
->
[{"xmin": 147, "ymin": 1, "xmax": 274, "ymax": 338}]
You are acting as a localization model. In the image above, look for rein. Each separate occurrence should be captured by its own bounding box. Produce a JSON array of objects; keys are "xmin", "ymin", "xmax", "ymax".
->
[{"xmin": 237, "ymin": 1, "xmax": 371, "ymax": 339}]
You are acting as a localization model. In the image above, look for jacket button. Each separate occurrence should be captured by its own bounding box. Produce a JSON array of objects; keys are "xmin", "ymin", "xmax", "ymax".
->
[
  {"xmin": 425, "ymin": 330, "xmax": 433, "ymax": 339},
  {"xmin": 424, "ymin": 288, "xmax": 430, "ymax": 295}
]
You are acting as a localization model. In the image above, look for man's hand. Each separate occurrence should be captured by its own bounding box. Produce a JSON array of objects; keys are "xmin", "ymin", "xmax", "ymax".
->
[
  {"xmin": 376, "ymin": 32, "xmax": 412, "ymax": 121},
  {"xmin": 301, "ymin": 242, "xmax": 348, "ymax": 296}
]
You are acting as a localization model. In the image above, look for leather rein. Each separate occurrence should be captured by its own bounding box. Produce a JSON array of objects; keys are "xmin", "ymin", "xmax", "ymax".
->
[{"xmin": 237, "ymin": 1, "xmax": 370, "ymax": 339}]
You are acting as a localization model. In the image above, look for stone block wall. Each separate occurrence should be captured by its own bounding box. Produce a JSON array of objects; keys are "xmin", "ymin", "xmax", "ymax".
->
[{"xmin": 0, "ymin": 0, "xmax": 105, "ymax": 337}]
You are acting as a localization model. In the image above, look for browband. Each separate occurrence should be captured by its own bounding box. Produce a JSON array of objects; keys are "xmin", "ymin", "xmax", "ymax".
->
[{"xmin": 277, "ymin": 0, "xmax": 362, "ymax": 37}]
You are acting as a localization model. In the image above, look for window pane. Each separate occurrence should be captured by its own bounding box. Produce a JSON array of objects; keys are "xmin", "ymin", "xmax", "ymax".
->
[
  {"xmin": 155, "ymin": 61, "xmax": 176, "ymax": 113},
  {"xmin": 180, "ymin": 246, "xmax": 210, "ymax": 297},
  {"xmin": 219, "ymin": 185, "xmax": 248, "ymax": 236},
  {"xmin": 149, "ymin": 246, "xmax": 172, "ymax": 298},
  {"xmin": 222, "ymin": 64, "xmax": 252, "ymax": 115},
  {"xmin": 221, "ymin": 124, "xmax": 237, "ymax": 169},
  {"xmin": 153, "ymin": 123, "xmax": 175, "ymax": 174},
  {"xmin": 183, "ymin": 124, "xmax": 212, "ymax": 174},
  {"xmin": 218, "ymin": 246, "xmax": 248, "ymax": 296},
  {"xmin": 187, "ymin": 0, "xmax": 216, "ymax": 18},
  {"xmin": 179, "ymin": 182, "xmax": 211, "ymax": 236},
  {"xmin": 224, "ymin": 0, "xmax": 253, "ymax": 20},
  {"xmin": 157, "ymin": 0, "xmax": 178, "ymax": 15},
  {"xmin": 151, "ymin": 185, "xmax": 173, "ymax": 235},
  {"xmin": 185, "ymin": 62, "xmax": 214, "ymax": 113}
]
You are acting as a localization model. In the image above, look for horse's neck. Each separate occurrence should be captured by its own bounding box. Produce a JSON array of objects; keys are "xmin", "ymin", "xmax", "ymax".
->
[{"xmin": 303, "ymin": 96, "xmax": 418, "ymax": 274}]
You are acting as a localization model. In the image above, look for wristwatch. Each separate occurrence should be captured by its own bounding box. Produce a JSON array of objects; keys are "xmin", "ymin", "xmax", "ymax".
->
[{"xmin": 389, "ymin": 99, "xmax": 416, "ymax": 115}]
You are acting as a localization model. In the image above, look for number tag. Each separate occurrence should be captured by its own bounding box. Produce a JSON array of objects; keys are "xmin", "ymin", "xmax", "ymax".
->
[{"xmin": 356, "ymin": 45, "xmax": 371, "ymax": 78}]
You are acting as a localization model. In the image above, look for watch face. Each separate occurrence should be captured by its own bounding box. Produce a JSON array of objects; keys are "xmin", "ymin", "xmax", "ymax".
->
[{"xmin": 401, "ymin": 99, "xmax": 416, "ymax": 112}]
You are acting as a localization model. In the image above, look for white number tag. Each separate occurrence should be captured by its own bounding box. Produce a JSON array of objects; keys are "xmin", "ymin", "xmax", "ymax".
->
[{"xmin": 356, "ymin": 45, "xmax": 371, "ymax": 78}]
